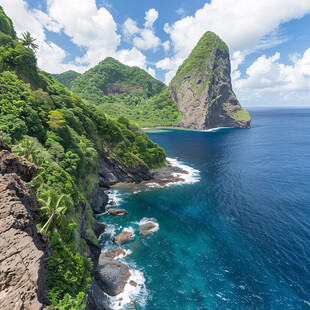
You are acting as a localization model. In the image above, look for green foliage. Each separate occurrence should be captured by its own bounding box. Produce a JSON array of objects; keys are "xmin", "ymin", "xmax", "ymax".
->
[
  {"xmin": 46, "ymin": 235, "xmax": 92, "ymax": 303},
  {"xmin": 52, "ymin": 70, "xmax": 81, "ymax": 90},
  {"xmin": 233, "ymin": 108, "xmax": 251, "ymax": 121},
  {"xmin": 0, "ymin": 6, "xmax": 17, "ymax": 39},
  {"xmin": 48, "ymin": 292, "xmax": 87, "ymax": 310},
  {"xmin": 62, "ymin": 57, "xmax": 180, "ymax": 127},
  {"xmin": 171, "ymin": 31, "xmax": 229, "ymax": 87}
]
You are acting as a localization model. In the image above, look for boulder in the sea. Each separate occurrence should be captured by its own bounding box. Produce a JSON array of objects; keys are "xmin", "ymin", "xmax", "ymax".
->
[
  {"xmin": 113, "ymin": 231, "xmax": 133, "ymax": 245},
  {"xmin": 108, "ymin": 208, "xmax": 127, "ymax": 216},
  {"xmin": 109, "ymin": 200, "xmax": 116, "ymax": 206},
  {"xmin": 95, "ymin": 256, "xmax": 131, "ymax": 296},
  {"xmin": 139, "ymin": 221, "xmax": 158, "ymax": 235},
  {"xmin": 129, "ymin": 280, "xmax": 137, "ymax": 287},
  {"xmin": 102, "ymin": 248, "xmax": 126, "ymax": 259}
]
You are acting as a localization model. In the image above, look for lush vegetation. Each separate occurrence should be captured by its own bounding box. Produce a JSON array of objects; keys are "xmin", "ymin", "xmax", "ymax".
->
[
  {"xmin": 52, "ymin": 70, "xmax": 81, "ymax": 90},
  {"xmin": 170, "ymin": 31, "xmax": 229, "ymax": 88},
  {"xmin": 54, "ymin": 57, "xmax": 181, "ymax": 127},
  {"xmin": 0, "ymin": 6, "xmax": 166, "ymax": 309}
]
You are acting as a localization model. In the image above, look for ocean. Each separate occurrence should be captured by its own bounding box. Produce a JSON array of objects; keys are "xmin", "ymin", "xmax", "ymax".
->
[{"xmin": 98, "ymin": 108, "xmax": 310, "ymax": 310}]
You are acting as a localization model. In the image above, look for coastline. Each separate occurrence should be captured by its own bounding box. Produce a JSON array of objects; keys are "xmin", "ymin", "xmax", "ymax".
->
[
  {"xmin": 143, "ymin": 126, "xmax": 236, "ymax": 133},
  {"xmin": 89, "ymin": 157, "xmax": 200, "ymax": 309}
]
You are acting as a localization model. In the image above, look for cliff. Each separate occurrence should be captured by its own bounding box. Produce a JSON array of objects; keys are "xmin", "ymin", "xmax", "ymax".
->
[
  {"xmin": 170, "ymin": 31, "xmax": 251, "ymax": 130},
  {"xmin": 0, "ymin": 140, "xmax": 47, "ymax": 310}
]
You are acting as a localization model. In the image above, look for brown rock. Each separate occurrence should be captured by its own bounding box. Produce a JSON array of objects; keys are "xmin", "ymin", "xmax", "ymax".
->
[
  {"xmin": 0, "ymin": 150, "xmax": 46, "ymax": 309},
  {"xmin": 0, "ymin": 139, "xmax": 11, "ymax": 152},
  {"xmin": 102, "ymin": 249, "xmax": 126, "ymax": 259},
  {"xmin": 95, "ymin": 257, "xmax": 131, "ymax": 296},
  {"xmin": 113, "ymin": 232, "xmax": 133, "ymax": 245},
  {"xmin": 129, "ymin": 280, "xmax": 137, "ymax": 287},
  {"xmin": 0, "ymin": 150, "xmax": 38, "ymax": 182},
  {"xmin": 108, "ymin": 208, "xmax": 127, "ymax": 216},
  {"xmin": 109, "ymin": 200, "xmax": 116, "ymax": 206},
  {"xmin": 139, "ymin": 221, "xmax": 158, "ymax": 235}
]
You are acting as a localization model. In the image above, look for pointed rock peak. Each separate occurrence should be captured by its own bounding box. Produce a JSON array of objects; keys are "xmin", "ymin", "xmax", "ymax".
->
[{"xmin": 170, "ymin": 31, "xmax": 251, "ymax": 130}]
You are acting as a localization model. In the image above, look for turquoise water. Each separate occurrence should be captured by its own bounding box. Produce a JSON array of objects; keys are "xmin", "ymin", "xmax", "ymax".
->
[{"xmin": 99, "ymin": 109, "xmax": 310, "ymax": 310}]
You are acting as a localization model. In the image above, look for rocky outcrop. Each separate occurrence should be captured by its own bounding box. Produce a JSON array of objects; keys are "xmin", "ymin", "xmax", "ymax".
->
[
  {"xmin": 113, "ymin": 232, "xmax": 133, "ymax": 245},
  {"xmin": 139, "ymin": 220, "xmax": 158, "ymax": 235},
  {"xmin": 0, "ymin": 150, "xmax": 38, "ymax": 182},
  {"xmin": 93, "ymin": 222, "xmax": 106, "ymax": 238},
  {"xmin": 0, "ymin": 142, "xmax": 46, "ymax": 310},
  {"xmin": 105, "ymin": 83, "xmax": 142, "ymax": 96},
  {"xmin": 95, "ymin": 256, "xmax": 131, "ymax": 296},
  {"xmin": 170, "ymin": 31, "xmax": 251, "ymax": 130},
  {"xmin": 102, "ymin": 249, "xmax": 126, "ymax": 259},
  {"xmin": 90, "ymin": 187, "xmax": 109, "ymax": 214},
  {"xmin": 108, "ymin": 208, "xmax": 127, "ymax": 216},
  {"xmin": 98, "ymin": 149, "xmax": 152, "ymax": 187}
]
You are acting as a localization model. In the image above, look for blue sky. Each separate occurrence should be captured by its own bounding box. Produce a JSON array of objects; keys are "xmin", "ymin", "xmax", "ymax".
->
[{"xmin": 1, "ymin": 0, "xmax": 310, "ymax": 107}]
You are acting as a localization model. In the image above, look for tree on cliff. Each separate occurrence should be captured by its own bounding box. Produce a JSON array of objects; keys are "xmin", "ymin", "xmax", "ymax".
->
[
  {"xmin": 39, "ymin": 190, "xmax": 73, "ymax": 233},
  {"xmin": 19, "ymin": 31, "xmax": 39, "ymax": 52}
]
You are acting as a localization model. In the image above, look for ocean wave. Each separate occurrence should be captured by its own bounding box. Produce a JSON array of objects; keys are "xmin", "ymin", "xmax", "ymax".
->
[
  {"xmin": 107, "ymin": 189, "xmax": 123, "ymax": 206},
  {"xmin": 166, "ymin": 157, "xmax": 200, "ymax": 185}
]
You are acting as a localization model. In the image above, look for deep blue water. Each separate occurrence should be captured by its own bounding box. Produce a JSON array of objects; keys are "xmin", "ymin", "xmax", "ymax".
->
[{"xmin": 99, "ymin": 109, "xmax": 310, "ymax": 310}]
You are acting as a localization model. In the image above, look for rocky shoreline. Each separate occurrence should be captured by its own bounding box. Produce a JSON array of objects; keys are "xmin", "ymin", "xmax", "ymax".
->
[{"xmin": 86, "ymin": 161, "xmax": 189, "ymax": 309}]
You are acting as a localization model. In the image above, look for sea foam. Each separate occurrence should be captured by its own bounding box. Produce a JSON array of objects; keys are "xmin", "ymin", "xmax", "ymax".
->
[{"xmin": 166, "ymin": 157, "xmax": 200, "ymax": 185}]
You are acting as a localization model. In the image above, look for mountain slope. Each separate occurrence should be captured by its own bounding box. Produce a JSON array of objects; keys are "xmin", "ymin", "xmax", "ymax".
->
[
  {"xmin": 170, "ymin": 31, "xmax": 250, "ymax": 130},
  {"xmin": 66, "ymin": 57, "xmax": 181, "ymax": 127},
  {"xmin": 52, "ymin": 70, "xmax": 81, "ymax": 89}
]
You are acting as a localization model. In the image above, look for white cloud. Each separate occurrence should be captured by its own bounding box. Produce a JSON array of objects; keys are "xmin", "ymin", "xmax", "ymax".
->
[
  {"xmin": 162, "ymin": 40, "xmax": 170, "ymax": 52},
  {"xmin": 147, "ymin": 67, "xmax": 156, "ymax": 78},
  {"xmin": 47, "ymin": 0, "xmax": 121, "ymax": 66},
  {"xmin": 233, "ymin": 49, "xmax": 310, "ymax": 101},
  {"xmin": 123, "ymin": 18, "xmax": 139, "ymax": 37},
  {"xmin": 144, "ymin": 8, "xmax": 158, "ymax": 28},
  {"xmin": 158, "ymin": 0, "xmax": 310, "ymax": 84},
  {"xmin": 115, "ymin": 47, "xmax": 147, "ymax": 69},
  {"xmin": 123, "ymin": 8, "xmax": 162, "ymax": 52},
  {"xmin": 133, "ymin": 29, "xmax": 161, "ymax": 51},
  {"xmin": 1, "ymin": 0, "xmax": 150, "ymax": 73},
  {"xmin": 176, "ymin": 8, "xmax": 186, "ymax": 17}
]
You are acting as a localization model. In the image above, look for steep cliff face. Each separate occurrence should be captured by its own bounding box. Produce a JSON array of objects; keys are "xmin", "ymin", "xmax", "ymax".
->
[
  {"xmin": 0, "ymin": 141, "xmax": 46, "ymax": 310},
  {"xmin": 170, "ymin": 31, "xmax": 251, "ymax": 130}
]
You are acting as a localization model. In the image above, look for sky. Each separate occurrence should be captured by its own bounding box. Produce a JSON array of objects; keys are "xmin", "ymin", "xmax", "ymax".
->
[{"xmin": 1, "ymin": 0, "xmax": 310, "ymax": 107}]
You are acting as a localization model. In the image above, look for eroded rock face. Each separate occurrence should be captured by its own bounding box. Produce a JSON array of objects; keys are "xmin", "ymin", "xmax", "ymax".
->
[
  {"xmin": 170, "ymin": 31, "xmax": 251, "ymax": 130},
  {"xmin": 0, "ymin": 145, "xmax": 46, "ymax": 310},
  {"xmin": 0, "ymin": 150, "xmax": 38, "ymax": 182},
  {"xmin": 98, "ymin": 149, "xmax": 152, "ymax": 187},
  {"xmin": 95, "ymin": 256, "xmax": 131, "ymax": 296},
  {"xmin": 90, "ymin": 187, "xmax": 109, "ymax": 214}
]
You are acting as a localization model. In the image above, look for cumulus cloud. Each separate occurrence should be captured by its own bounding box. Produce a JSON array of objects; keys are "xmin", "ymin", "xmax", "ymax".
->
[
  {"xmin": 144, "ymin": 8, "xmax": 159, "ymax": 28},
  {"xmin": 147, "ymin": 67, "xmax": 156, "ymax": 78},
  {"xmin": 1, "ymin": 0, "xmax": 150, "ymax": 73},
  {"xmin": 123, "ymin": 8, "xmax": 162, "ymax": 52},
  {"xmin": 158, "ymin": 0, "xmax": 310, "ymax": 84},
  {"xmin": 233, "ymin": 49, "xmax": 310, "ymax": 101}
]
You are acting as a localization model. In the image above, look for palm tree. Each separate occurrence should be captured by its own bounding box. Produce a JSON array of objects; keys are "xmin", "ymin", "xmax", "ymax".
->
[
  {"xmin": 19, "ymin": 31, "xmax": 39, "ymax": 53},
  {"xmin": 13, "ymin": 137, "xmax": 43, "ymax": 166},
  {"xmin": 39, "ymin": 190, "xmax": 73, "ymax": 233}
]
